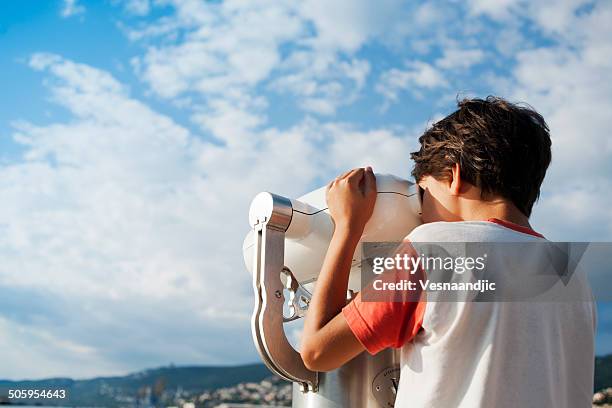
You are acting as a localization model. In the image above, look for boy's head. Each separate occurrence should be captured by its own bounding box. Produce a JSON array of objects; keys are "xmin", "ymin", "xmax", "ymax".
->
[{"xmin": 411, "ymin": 96, "xmax": 551, "ymax": 222}]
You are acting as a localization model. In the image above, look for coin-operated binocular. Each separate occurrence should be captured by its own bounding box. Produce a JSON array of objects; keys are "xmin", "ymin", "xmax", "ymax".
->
[{"xmin": 243, "ymin": 174, "xmax": 422, "ymax": 407}]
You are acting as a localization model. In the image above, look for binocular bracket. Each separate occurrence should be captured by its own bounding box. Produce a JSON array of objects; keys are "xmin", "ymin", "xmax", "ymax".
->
[{"xmin": 249, "ymin": 192, "xmax": 319, "ymax": 392}]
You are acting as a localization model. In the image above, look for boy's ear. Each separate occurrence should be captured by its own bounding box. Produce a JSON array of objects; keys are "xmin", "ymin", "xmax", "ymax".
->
[{"xmin": 449, "ymin": 163, "xmax": 461, "ymax": 196}]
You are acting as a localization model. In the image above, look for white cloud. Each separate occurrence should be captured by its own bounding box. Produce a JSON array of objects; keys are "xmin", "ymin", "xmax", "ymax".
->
[
  {"xmin": 0, "ymin": 53, "xmax": 416, "ymax": 378},
  {"xmin": 270, "ymin": 54, "xmax": 371, "ymax": 115},
  {"xmin": 126, "ymin": 0, "xmax": 416, "ymax": 118},
  {"xmin": 1, "ymin": 54, "xmax": 253, "ymax": 377},
  {"xmin": 466, "ymin": 0, "xmax": 520, "ymax": 20},
  {"xmin": 130, "ymin": 1, "xmax": 304, "ymax": 99},
  {"xmin": 466, "ymin": 0, "xmax": 593, "ymax": 37},
  {"xmin": 190, "ymin": 97, "xmax": 266, "ymax": 145},
  {"xmin": 376, "ymin": 61, "xmax": 449, "ymax": 105},
  {"xmin": 123, "ymin": 0, "xmax": 150, "ymax": 16},
  {"xmin": 436, "ymin": 48, "xmax": 485, "ymax": 70},
  {"xmin": 494, "ymin": 27, "xmax": 529, "ymax": 57},
  {"xmin": 505, "ymin": 1, "xmax": 612, "ymax": 240},
  {"xmin": 60, "ymin": 0, "xmax": 85, "ymax": 18},
  {"xmin": 300, "ymin": 0, "xmax": 406, "ymax": 52}
]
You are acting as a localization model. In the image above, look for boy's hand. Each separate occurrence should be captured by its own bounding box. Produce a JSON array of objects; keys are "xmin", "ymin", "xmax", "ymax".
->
[{"xmin": 326, "ymin": 167, "xmax": 377, "ymax": 235}]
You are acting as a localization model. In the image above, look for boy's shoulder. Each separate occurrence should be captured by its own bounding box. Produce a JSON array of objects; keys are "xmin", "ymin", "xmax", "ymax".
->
[
  {"xmin": 405, "ymin": 221, "xmax": 471, "ymax": 242},
  {"xmin": 405, "ymin": 220, "xmax": 544, "ymax": 243}
]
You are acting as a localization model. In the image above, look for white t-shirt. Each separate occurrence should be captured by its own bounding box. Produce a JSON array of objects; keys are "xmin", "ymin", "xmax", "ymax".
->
[
  {"xmin": 343, "ymin": 219, "xmax": 597, "ymax": 408},
  {"xmin": 401, "ymin": 220, "xmax": 596, "ymax": 407}
]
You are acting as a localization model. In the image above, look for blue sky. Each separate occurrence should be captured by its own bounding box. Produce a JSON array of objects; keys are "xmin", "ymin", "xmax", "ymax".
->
[{"xmin": 0, "ymin": 0, "xmax": 611, "ymax": 380}]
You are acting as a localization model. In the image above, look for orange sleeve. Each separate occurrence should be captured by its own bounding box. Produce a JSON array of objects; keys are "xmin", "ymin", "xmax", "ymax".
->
[{"xmin": 342, "ymin": 240, "xmax": 426, "ymax": 355}]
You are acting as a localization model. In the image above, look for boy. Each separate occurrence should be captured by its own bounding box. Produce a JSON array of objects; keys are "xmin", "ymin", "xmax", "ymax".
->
[{"xmin": 300, "ymin": 96, "xmax": 596, "ymax": 407}]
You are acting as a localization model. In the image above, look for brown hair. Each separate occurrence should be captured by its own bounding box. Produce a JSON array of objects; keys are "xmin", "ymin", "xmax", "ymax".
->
[{"xmin": 411, "ymin": 96, "xmax": 551, "ymax": 217}]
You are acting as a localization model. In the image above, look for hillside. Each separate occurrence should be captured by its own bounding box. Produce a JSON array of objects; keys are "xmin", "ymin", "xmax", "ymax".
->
[
  {"xmin": 596, "ymin": 354, "xmax": 612, "ymax": 392},
  {"xmin": 0, "ymin": 364, "xmax": 273, "ymax": 407},
  {"xmin": 0, "ymin": 356, "xmax": 610, "ymax": 407}
]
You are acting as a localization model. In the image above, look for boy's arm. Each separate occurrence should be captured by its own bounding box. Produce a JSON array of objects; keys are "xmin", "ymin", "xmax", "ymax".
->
[
  {"xmin": 300, "ymin": 167, "xmax": 375, "ymax": 372},
  {"xmin": 300, "ymin": 224, "xmax": 366, "ymax": 371}
]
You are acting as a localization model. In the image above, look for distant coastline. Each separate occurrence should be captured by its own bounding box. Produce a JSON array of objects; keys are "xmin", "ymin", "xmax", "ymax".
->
[{"xmin": 0, "ymin": 356, "xmax": 610, "ymax": 407}]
